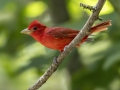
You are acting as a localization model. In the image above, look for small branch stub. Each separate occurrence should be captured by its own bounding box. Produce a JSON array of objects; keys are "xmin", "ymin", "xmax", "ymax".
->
[
  {"xmin": 98, "ymin": 17, "xmax": 103, "ymax": 21},
  {"xmin": 80, "ymin": 3, "xmax": 103, "ymax": 21}
]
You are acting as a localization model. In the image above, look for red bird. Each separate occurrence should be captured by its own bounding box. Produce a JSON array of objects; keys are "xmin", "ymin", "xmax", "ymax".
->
[{"xmin": 21, "ymin": 20, "xmax": 111, "ymax": 52}]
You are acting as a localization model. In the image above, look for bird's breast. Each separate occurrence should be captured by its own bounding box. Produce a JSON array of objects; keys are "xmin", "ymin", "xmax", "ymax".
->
[{"xmin": 40, "ymin": 33, "xmax": 73, "ymax": 51}]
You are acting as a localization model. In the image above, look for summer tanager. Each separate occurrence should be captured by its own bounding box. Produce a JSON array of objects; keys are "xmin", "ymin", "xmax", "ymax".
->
[{"xmin": 21, "ymin": 20, "xmax": 111, "ymax": 52}]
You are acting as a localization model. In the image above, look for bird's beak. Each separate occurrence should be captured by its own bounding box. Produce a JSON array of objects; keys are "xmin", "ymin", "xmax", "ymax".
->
[{"xmin": 20, "ymin": 28, "xmax": 31, "ymax": 34}]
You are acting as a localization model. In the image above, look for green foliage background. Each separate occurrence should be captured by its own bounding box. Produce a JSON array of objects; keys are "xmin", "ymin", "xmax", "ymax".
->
[{"xmin": 0, "ymin": 0, "xmax": 120, "ymax": 90}]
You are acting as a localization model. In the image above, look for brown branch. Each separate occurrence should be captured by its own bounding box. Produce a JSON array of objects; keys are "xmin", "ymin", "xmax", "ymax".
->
[{"xmin": 28, "ymin": 0, "xmax": 106, "ymax": 90}]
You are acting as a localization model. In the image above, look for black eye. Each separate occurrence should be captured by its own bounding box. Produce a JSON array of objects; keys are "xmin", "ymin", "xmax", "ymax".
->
[{"xmin": 33, "ymin": 27, "xmax": 37, "ymax": 30}]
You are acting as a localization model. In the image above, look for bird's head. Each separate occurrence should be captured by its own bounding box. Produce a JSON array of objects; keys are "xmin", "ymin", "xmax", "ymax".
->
[{"xmin": 21, "ymin": 20, "xmax": 46, "ymax": 35}]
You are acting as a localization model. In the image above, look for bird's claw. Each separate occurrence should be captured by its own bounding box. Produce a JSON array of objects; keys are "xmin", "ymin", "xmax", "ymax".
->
[
  {"xmin": 63, "ymin": 45, "xmax": 68, "ymax": 52},
  {"xmin": 63, "ymin": 45, "xmax": 72, "ymax": 53}
]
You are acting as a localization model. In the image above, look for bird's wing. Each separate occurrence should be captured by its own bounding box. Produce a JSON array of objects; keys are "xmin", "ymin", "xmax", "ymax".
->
[{"xmin": 46, "ymin": 27, "xmax": 79, "ymax": 38}]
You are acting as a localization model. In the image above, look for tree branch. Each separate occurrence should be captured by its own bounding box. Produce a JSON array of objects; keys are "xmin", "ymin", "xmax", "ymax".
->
[{"xmin": 28, "ymin": 0, "xmax": 106, "ymax": 90}]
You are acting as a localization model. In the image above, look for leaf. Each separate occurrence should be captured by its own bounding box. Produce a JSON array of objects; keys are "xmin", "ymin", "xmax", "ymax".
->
[{"xmin": 103, "ymin": 51, "xmax": 120, "ymax": 70}]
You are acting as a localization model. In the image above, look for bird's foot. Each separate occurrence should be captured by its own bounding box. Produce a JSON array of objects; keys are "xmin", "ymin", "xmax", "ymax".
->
[
  {"xmin": 63, "ymin": 45, "xmax": 72, "ymax": 53},
  {"xmin": 63, "ymin": 45, "xmax": 68, "ymax": 52}
]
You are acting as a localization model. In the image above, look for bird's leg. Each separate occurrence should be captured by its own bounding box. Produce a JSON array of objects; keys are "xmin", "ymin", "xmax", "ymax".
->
[
  {"xmin": 63, "ymin": 45, "xmax": 72, "ymax": 53},
  {"xmin": 53, "ymin": 45, "xmax": 69, "ymax": 64},
  {"xmin": 63, "ymin": 45, "xmax": 68, "ymax": 52}
]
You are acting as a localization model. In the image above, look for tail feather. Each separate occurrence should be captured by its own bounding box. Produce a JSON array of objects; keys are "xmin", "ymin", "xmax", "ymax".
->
[
  {"xmin": 91, "ymin": 20, "xmax": 111, "ymax": 33},
  {"xmin": 76, "ymin": 20, "xmax": 111, "ymax": 47}
]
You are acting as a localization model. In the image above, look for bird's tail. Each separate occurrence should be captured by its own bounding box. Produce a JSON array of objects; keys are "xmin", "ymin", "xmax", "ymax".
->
[
  {"xmin": 91, "ymin": 20, "xmax": 111, "ymax": 33},
  {"xmin": 76, "ymin": 20, "xmax": 111, "ymax": 47}
]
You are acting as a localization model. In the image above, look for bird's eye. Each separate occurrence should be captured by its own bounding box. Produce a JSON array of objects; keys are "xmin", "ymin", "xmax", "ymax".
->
[{"xmin": 33, "ymin": 27, "xmax": 37, "ymax": 30}]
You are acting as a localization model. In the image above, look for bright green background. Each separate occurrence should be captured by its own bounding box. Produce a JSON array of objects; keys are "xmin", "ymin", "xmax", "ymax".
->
[{"xmin": 0, "ymin": 0, "xmax": 120, "ymax": 90}]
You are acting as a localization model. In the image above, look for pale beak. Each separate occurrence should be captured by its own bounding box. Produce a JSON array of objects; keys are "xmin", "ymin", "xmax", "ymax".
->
[{"xmin": 20, "ymin": 28, "xmax": 31, "ymax": 34}]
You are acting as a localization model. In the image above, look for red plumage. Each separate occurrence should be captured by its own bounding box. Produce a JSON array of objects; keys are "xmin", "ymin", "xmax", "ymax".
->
[{"xmin": 21, "ymin": 20, "xmax": 111, "ymax": 52}]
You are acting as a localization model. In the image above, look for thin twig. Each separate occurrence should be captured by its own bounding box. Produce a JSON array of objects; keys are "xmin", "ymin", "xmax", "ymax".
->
[
  {"xmin": 80, "ymin": 3, "xmax": 97, "ymax": 11},
  {"xmin": 28, "ymin": 0, "xmax": 106, "ymax": 90}
]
